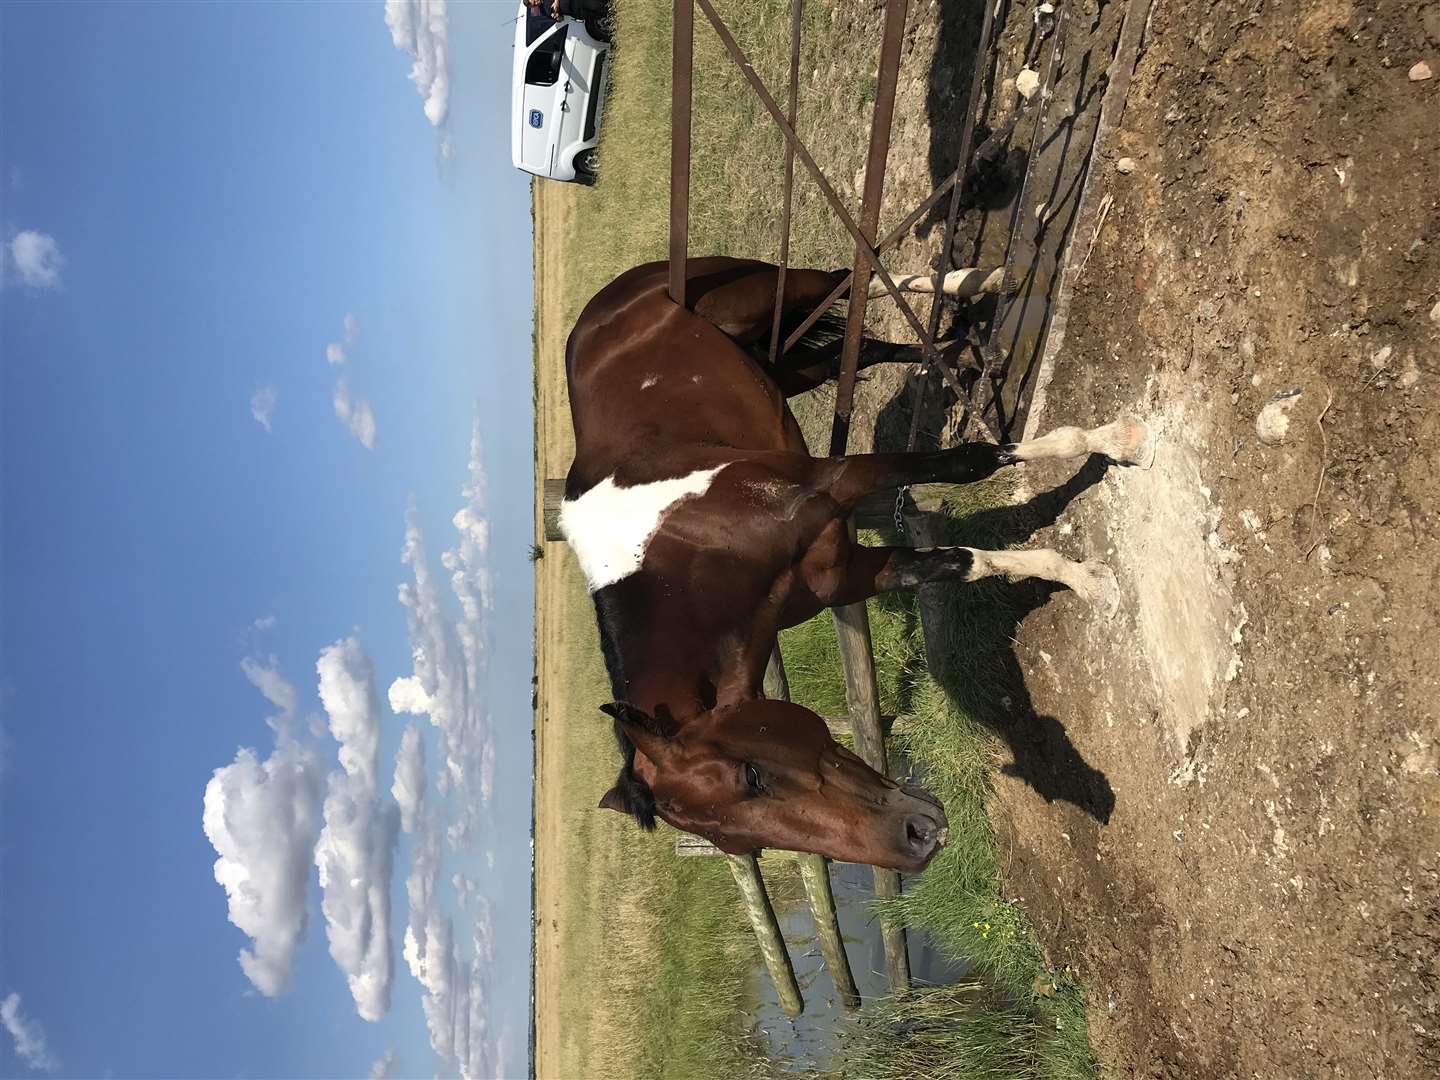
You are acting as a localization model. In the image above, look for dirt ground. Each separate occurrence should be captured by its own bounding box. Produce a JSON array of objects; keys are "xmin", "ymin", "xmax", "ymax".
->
[
  {"xmin": 806, "ymin": 0, "xmax": 1439, "ymax": 1076},
  {"xmin": 976, "ymin": 2, "xmax": 1440, "ymax": 1077}
]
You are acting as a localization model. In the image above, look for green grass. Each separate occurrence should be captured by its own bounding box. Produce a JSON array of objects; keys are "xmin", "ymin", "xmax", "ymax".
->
[{"xmin": 780, "ymin": 489, "xmax": 1099, "ymax": 1080}]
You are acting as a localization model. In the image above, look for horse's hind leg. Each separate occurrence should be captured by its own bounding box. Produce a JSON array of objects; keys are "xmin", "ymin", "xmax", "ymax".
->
[
  {"xmin": 691, "ymin": 262, "xmax": 846, "ymax": 346},
  {"xmin": 771, "ymin": 336, "xmax": 965, "ymax": 397}
]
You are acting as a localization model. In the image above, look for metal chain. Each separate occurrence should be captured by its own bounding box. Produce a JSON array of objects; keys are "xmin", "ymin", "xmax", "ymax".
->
[{"xmin": 893, "ymin": 484, "xmax": 911, "ymax": 538}]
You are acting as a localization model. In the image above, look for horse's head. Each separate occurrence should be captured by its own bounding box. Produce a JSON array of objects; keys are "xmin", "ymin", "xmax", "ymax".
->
[{"xmin": 597, "ymin": 699, "xmax": 948, "ymax": 872}]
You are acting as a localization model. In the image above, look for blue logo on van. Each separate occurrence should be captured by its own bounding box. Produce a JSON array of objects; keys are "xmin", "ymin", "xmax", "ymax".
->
[{"xmin": 528, "ymin": 109, "xmax": 544, "ymax": 129}]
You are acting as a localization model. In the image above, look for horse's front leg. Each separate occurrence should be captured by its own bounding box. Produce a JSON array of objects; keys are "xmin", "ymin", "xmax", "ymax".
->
[
  {"xmin": 816, "ymin": 415, "xmax": 1154, "ymax": 508},
  {"xmin": 799, "ymin": 541, "xmax": 1120, "ymax": 617}
]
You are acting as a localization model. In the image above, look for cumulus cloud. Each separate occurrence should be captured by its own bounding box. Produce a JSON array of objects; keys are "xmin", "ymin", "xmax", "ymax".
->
[
  {"xmin": 316, "ymin": 637, "xmax": 383, "ymax": 788},
  {"xmin": 401, "ymin": 813, "xmax": 458, "ymax": 1059},
  {"xmin": 391, "ymin": 422, "xmax": 496, "ymax": 837},
  {"xmin": 5, "ymin": 230, "xmax": 63, "ymax": 289},
  {"xmin": 202, "ymin": 712, "xmax": 325, "ymax": 997},
  {"xmin": 315, "ymin": 771, "xmax": 399, "ymax": 1021},
  {"xmin": 384, "ymin": 0, "xmax": 450, "ymax": 126},
  {"xmin": 1, "ymin": 993, "xmax": 59, "ymax": 1073},
  {"xmin": 391, "ymin": 423, "xmax": 501, "ymax": 1072},
  {"xmin": 314, "ymin": 637, "xmax": 398, "ymax": 1021},
  {"xmin": 388, "ymin": 675, "xmax": 432, "ymax": 716},
  {"xmin": 391, "ymin": 723, "xmax": 427, "ymax": 834},
  {"xmin": 250, "ymin": 385, "xmax": 278, "ymax": 433},
  {"xmin": 334, "ymin": 378, "xmax": 378, "ymax": 450},
  {"xmin": 458, "ymin": 902, "xmax": 496, "ymax": 1080},
  {"xmin": 253, "ymin": 614, "xmax": 278, "ymax": 632},
  {"xmin": 369, "ymin": 1049, "xmax": 400, "ymax": 1080}
]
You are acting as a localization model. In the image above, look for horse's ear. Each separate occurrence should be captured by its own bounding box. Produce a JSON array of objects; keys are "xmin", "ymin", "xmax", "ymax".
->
[
  {"xmin": 598, "ymin": 786, "xmax": 630, "ymax": 814},
  {"xmin": 600, "ymin": 701, "xmax": 678, "ymax": 764}
]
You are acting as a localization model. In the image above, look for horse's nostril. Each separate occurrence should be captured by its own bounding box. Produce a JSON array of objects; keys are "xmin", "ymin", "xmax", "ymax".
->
[{"xmin": 903, "ymin": 814, "xmax": 936, "ymax": 850}]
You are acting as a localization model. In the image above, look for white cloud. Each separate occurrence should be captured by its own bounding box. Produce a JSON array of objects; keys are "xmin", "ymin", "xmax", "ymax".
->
[
  {"xmin": 316, "ymin": 637, "xmax": 383, "ymax": 788},
  {"xmin": 1, "ymin": 993, "xmax": 58, "ymax": 1073},
  {"xmin": 401, "ymin": 814, "xmax": 458, "ymax": 1060},
  {"xmin": 458, "ymin": 903, "xmax": 496, "ymax": 1080},
  {"xmin": 384, "ymin": 0, "xmax": 450, "ymax": 126},
  {"xmin": 253, "ymin": 615, "xmax": 278, "ymax": 632},
  {"xmin": 250, "ymin": 385, "xmax": 278, "ymax": 433},
  {"xmin": 343, "ymin": 313, "xmax": 358, "ymax": 342},
  {"xmin": 315, "ymin": 770, "xmax": 399, "ymax": 1021},
  {"xmin": 388, "ymin": 675, "xmax": 432, "ymax": 716},
  {"xmin": 240, "ymin": 655, "xmax": 298, "ymax": 725},
  {"xmin": 334, "ymin": 378, "xmax": 378, "ymax": 450},
  {"xmin": 326, "ymin": 342, "xmax": 347, "ymax": 366},
  {"xmin": 314, "ymin": 636, "xmax": 398, "ymax": 1021},
  {"xmin": 369, "ymin": 1049, "xmax": 400, "ymax": 1080},
  {"xmin": 391, "ymin": 723, "xmax": 427, "ymax": 834},
  {"xmin": 202, "ymin": 725, "xmax": 325, "ymax": 997},
  {"xmin": 5, "ymin": 230, "xmax": 63, "ymax": 289}
]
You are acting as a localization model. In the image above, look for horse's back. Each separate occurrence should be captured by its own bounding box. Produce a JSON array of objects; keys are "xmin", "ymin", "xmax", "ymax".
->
[{"xmin": 564, "ymin": 260, "xmax": 801, "ymax": 492}]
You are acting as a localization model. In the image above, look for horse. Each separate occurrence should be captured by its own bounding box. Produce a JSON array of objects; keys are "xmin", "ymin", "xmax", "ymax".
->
[{"xmin": 559, "ymin": 256, "xmax": 1152, "ymax": 872}]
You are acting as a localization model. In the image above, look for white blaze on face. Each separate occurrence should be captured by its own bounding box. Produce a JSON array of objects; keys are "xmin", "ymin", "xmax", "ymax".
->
[{"xmin": 559, "ymin": 467, "xmax": 726, "ymax": 591}]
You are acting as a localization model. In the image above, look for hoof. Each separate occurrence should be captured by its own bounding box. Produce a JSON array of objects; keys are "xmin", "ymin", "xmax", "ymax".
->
[
  {"xmin": 1075, "ymin": 561, "xmax": 1121, "ymax": 617},
  {"xmin": 1110, "ymin": 416, "xmax": 1156, "ymax": 469}
]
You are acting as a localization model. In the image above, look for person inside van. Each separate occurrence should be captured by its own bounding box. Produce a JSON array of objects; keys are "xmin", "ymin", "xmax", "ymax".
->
[{"xmin": 525, "ymin": 0, "xmax": 609, "ymax": 22}]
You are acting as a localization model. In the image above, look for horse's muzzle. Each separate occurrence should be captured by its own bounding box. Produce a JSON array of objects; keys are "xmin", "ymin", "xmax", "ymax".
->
[{"xmin": 893, "ymin": 785, "xmax": 949, "ymax": 870}]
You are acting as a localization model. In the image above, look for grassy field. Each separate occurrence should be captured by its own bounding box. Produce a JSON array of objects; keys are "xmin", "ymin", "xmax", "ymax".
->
[{"xmin": 532, "ymin": 2, "xmax": 1098, "ymax": 1077}]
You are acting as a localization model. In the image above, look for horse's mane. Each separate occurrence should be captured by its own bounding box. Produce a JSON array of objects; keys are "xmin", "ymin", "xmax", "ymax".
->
[{"xmin": 592, "ymin": 585, "xmax": 660, "ymax": 830}]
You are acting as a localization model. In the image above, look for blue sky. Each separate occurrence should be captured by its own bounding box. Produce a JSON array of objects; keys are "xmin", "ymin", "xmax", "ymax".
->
[{"xmin": 1, "ymin": 2, "xmax": 535, "ymax": 1077}]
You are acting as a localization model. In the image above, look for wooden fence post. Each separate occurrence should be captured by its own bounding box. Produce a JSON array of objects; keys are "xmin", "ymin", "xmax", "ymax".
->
[
  {"xmin": 764, "ymin": 648, "xmax": 862, "ymax": 1010},
  {"xmin": 830, "ymin": 592, "xmax": 912, "ymax": 993},
  {"xmin": 726, "ymin": 852, "xmax": 803, "ymax": 1018}
]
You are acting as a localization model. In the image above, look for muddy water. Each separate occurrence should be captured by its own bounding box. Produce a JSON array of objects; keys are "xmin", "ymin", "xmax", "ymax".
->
[{"xmin": 746, "ymin": 860, "xmax": 971, "ymax": 1070}]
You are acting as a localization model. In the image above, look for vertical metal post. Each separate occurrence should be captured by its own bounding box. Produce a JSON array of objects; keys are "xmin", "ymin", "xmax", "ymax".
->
[
  {"xmin": 767, "ymin": 0, "xmax": 805, "ymax": 366},
  {"xmin": 829, "ymin": 0, "xmax": 909, "ymax": 457},
  {"xmin": 669, "ymin": 0, "xmax": 694, "ymax": 308},
  {"xmin": 727, "ymin": 853, "xmax": 804, "ymax": 1017},
  {"xmin": 763, "ymin": 648, "xmax": 862, "ymax": 1009}
]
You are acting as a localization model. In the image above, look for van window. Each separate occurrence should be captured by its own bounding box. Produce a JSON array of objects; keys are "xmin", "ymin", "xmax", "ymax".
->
[
  {"xmin": 524, "ymin": 10, "xmax": 557, "ymax": 45},
  {"xmin": 524, "ymin": 24, "xmax": 568, "ymax": 86}
]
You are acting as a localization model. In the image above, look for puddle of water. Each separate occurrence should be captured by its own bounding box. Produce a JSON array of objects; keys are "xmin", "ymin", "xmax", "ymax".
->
[{"xmin": 747, "ymin": 861, "xmax": 972, "ymax": 1070}]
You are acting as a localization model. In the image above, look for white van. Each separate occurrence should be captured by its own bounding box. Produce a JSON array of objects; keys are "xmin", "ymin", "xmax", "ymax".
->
[{"xmin": 511, "ymin": 6, "xmax": 611, "ymax": 184}]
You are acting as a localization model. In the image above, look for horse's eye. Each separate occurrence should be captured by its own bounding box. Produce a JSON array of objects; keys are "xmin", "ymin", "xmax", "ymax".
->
[{"xmin": 744, "ymin": 763, "xmax": 763, "ymax": 793}]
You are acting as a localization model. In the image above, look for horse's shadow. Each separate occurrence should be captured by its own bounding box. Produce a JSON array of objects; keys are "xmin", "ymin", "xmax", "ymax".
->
[{"xmin": 881, "ymin": 448, "xmax": 1117, "ymax": 825}]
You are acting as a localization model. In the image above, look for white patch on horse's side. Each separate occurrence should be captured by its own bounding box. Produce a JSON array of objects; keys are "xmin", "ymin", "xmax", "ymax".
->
[
  {"xmin": 559, "ymin": 467, "xmax": 726, "ymax": 591},
  {"xmin": 640, "ymin": 375, "xmax": 659, "ymax": 389}
]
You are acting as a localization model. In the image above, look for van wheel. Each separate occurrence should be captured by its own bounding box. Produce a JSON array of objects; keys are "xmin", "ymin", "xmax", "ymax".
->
[
  {"xmin": 575, "ymin": 148, "xmax": 598, "ymax": 184},
  {"xmin": 585, "ymin": 18, "xmax": 612, "ymax": 43}
]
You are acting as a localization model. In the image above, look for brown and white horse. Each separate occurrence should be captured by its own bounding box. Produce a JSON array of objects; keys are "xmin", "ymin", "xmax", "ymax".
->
[{"xmin": 560, "ymin": 257, "xmax": 1150, "ymax": 872}]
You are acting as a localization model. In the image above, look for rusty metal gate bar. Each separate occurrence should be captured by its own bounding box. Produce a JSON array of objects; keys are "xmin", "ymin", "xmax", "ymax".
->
[
  {"xmin": 766, "ymin": 0, "xmax": 804, "ymax": 368},
  {"xmin": 668, "ymin": 0, "xmax": 694, "ymax": 308}
]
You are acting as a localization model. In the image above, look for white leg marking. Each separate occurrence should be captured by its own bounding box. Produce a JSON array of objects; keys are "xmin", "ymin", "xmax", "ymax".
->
[
  {"xmin": 558, "ymin": 467, "xmax": 726, "ymax": 591},
  {"xmin": 963, "ymin": 547, "xmax": 1120, "ymax": 616},
  {"xmin": 1009, "ymin": 416, "xmax": 1154, "ymax": 469},
  {"xmin": 867, "ymin": 266, "xmax": 1009, "ymax": 300}
]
